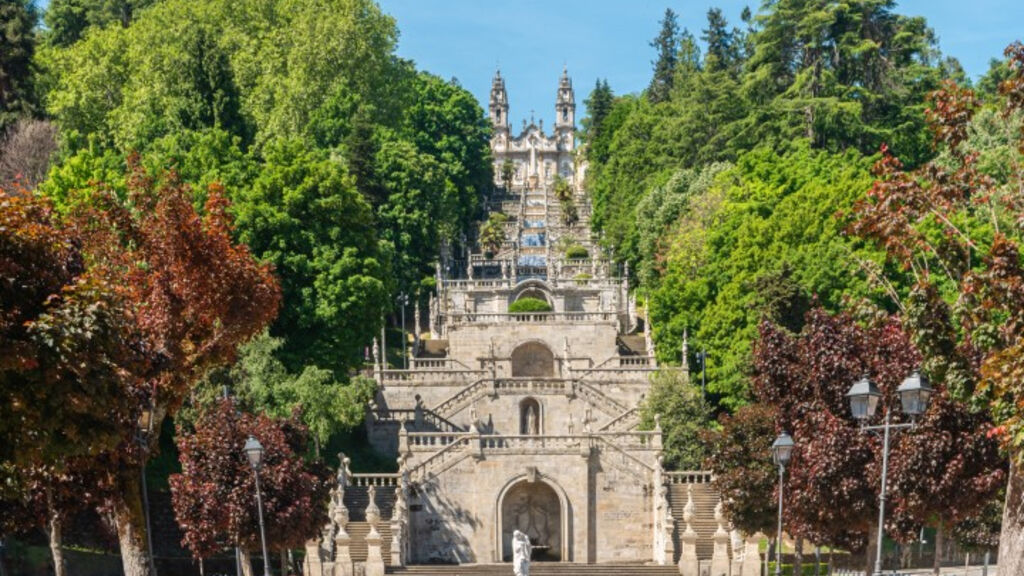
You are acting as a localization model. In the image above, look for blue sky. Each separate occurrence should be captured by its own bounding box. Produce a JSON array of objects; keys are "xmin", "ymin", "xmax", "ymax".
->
[{"xmin": 378, "ymin": 0, "xmax": 1023, "ymax": 127}]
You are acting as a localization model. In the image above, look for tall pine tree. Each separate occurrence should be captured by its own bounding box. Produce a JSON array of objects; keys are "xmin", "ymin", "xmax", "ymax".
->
[
  {"xmin": 648, "ymin": 8, "xmax": 679, "ymax": 104},
  {"xmin": 0, "ymin": 0, "xmax": 37, "ymax": 128},
  {"xmin": 583, "ymin": 79, "xmax": 613, "ymax": 150}
]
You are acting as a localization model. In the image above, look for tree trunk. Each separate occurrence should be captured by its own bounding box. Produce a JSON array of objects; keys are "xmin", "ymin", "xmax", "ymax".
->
[
  {"xmin": 112, "ymin": 470, "xmax": 153, "ymax": 576},
  {"xmin": 864, "ymin": 522, "xmax": 878, "ymax": 576},
  {"xmin": 793, "ymin": 536, "xmax": 802, "ymax": 576},
  {"xmin": 933, "ymin": 523, "xmax": 943, "ymax": 575},
  {"xmin": 281, "ymin": 549, "xmax": 288, "ymax": 575},
  {"xmin": 46, "ymin": 493, "xmax": 65, "ymax": 576},
  {"xmin": 998, "ymin": 460, "xmax": 1024, "ymax": 576},
  {"xmin": 239, "ymin": 548, "xmax": 255, "ymax": 576}
]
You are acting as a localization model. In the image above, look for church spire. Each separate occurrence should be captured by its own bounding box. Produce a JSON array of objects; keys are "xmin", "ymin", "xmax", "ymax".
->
[
  {"xmin": 489, "ymin": 68, "xmax": 509, "ymax": 133},
  {"xmin": 555, "ymin": 66, "xmax": 575, "ymax": 148}
]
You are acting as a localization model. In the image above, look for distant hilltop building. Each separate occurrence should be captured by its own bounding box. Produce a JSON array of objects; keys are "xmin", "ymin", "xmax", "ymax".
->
[
  {"xmin": 489, "ymin": 68, "xmax": 581, "ymax": 188},
  {"xmin": 302, "ymin": 69, "xmax": 761, "ymax": 576}
]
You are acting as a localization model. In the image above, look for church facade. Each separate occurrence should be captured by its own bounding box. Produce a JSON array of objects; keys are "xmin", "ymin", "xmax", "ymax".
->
[{"xmin": 305, "ymin": 70, "xmax": 763, "ymax": 576}]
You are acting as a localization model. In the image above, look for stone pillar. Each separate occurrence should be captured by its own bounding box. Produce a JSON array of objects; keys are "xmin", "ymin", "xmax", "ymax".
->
[
  {"xmin": 364, "ymin": 486, "xmax": 385, "ymax": 576},
  {"xmin": 303, "ymin": 539, "xmax": 323, "ymax": 575},
  {"xmin": 678, "ymin": 485, "xmax": 698, "ymax": 576},
  {"xmin": 710, "ymin": 499, "xmax": 731, "ymax": 576},
  {"xmin": 332, "ymin": 484, "xmax": 352, "ymax": 576},
  {"xmin": 390, "ymin": 479, "xmax": 407, "ymax": 566},
  {"xmin": 741, "ymin": 534, "xmax": 764, "ymax": 576},
  {"xmin": 413, "ymin": 295, "xmax": 421, "ymax": 356}
]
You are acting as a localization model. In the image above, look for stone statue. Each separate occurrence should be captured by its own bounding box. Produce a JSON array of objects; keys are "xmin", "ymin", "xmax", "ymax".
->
[
  {"xmin": 526, "ymin": 406, "xmax": 538, "ymax": 435},
  {"xmin": 512, "ymin": 530, "xmax": 532, "ymax": 576}
]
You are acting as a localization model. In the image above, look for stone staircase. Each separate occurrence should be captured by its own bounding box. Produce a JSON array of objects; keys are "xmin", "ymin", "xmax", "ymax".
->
[
  {"xmin": 342, "ymin": 486, "xmax": 398, "ymax": 564},
  {"xmin": 387, "ymin": 564, "xmax": 680, "ymax": 575},
  {"xmin": 668, "ymin": 483, "xmax": 724, "ymax": 562}
]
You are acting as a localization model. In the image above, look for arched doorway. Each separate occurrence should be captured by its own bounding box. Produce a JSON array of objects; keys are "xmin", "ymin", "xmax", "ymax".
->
[
  {"xmin": 511, "ymin": 342, "xmax": 554, "ymax": 377},
  {"xmin": 500, "ymin": 480, "xmax": 562, "ymax": 562}
]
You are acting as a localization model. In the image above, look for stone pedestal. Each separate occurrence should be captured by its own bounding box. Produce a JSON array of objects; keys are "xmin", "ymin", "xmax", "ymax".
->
[
  {"xmin": 364, "ymin": 528, "xmax": 385, "ymax": 576},
  {"xmin": 303, "ymin": 539, "xmax": 323, "ymax": 575},
  {"xmin": 333, "ymin": 532, "xmax": 353, "ymax": 576},
  {"xmin": 678, "ymin": 529, "xmax": 698, "ymax": 576},
  {"xmin": 710, "ymin": 500, "xmax": 730, "ymax": 576},
  {"xmin": 741, "ymin": 534, "xmax": 763, "ymax": 576}
]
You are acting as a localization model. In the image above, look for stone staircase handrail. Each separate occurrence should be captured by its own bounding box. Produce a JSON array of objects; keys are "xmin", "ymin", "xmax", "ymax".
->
[
  {"xmin": 349, "ymin": 473, "xmax": 402, "ymax": 488},
  {"xmin": 592, "ymin": 435, "xmax": 655, "ymax": 479},
  {"xmin": 407, "ymin": 435, "xmax": 474, "ymax": 482},
  {"xmin": 432, "ymin": 378, "xmax": 491, "ymax": 418},
  {"xmin": 380, "ymin": 369, "xmax": 488, "ymax": 385},
  {"xmin": 598, "ymin": 407, "xmax": 639, "ymax": 432},
  {"xmin": 574, "ymin": 380, "xmax": 628, "ymax": 416},
  {"xmin": 370, "ymin": 407, "xmax": 464, "ymax": 433}
]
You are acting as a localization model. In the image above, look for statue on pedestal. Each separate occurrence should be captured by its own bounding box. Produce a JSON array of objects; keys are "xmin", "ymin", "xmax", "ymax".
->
[{"xmin": 512, "ymin": 530, "xmax": 532, "ymax": 576}]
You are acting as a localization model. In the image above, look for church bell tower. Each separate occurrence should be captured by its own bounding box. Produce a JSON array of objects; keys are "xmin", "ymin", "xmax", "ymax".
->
[
  {"xmin": 555, "ymin": 66, "xmax": 575, "ymax": 150},
  {"xmin": 490, "ymin": 69, "xmax": 509, "ymax": 137}
]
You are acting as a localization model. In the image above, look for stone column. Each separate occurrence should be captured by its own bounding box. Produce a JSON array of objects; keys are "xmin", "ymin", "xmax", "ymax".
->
[
  {"xmin": 413, "ymin": 295, "xmax": 421, "ymax": 356},
  {"xmin": 332, "ymin": 484, "xmax": 352, "ymax": 576},
  {"xmin": 710, "ymin": 499, "xmax": 731, "ymax": 576},
  {"xmin": 678, "ymin": 485, "xmax": 698, "ymax": 576},
  {"xmin": 390, "ymin": 479, "xmax": 407, "ymax": 566},
  {"xmin": 364, "ymin": 486, "xmax": 385, "ymax": 576},
  {"xmin": 741, "ymin": 533, "xmax": 764, "ymax": 576}
]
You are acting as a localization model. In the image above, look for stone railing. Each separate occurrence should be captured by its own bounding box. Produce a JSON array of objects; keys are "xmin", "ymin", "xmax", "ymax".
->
[
  {"xmin": 432, "ymin": 378, "xmax": 491, "ymax": 418},
  {"xmin": 408, "ymin": 357, "xmax": 473, "ymax": 371},
  {"xmin": 479, "ymin": 434, "xmax": 586, "ymax": 453},
  {"xmin": 593, "ymin": 430, "xmax": 660, "ymax": 451},
  {"xmin": 442, "ymin": 311, "xmax": 618, "ymax": 325},
  {"xmin": 379, "ymin": 369, "xmax": 487, "ymax": 386},
  {"xmin": 349, "ymin": 473, "xmax": 401, "ymax": 488},
  {"xmin": 405, "ymin": 432, "xmax": 469, "ymax": 451},
  {"xmin": 592, "ymin": 435, "xmax": 655, "ymax": 480},
  {"xmin": 574, "ymin": 380, "xmax": 628, "ymax": 416},
  {"xmin": 495, "ymin": 378, "xmax": 569, "ymax": 396},
  {"xmin": 664, "ymin": 470, "xmax": 714, "ymax": 485},
  {"xmin": 369, "ymin": 407, "xmax": 464, "ymax": 433},
  {"xmin": 598, "ymin": 407, "xmax": 639, "ymax": 432},
  {"xmin": 407, "ymin": 435, "xmax": 474, "ymax": 482}
]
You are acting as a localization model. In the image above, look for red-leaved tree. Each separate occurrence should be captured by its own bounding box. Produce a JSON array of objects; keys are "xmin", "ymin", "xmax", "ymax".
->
[
  {"xmin": 848, "ymin": 41, "xmax": 1024, "ymax": 573},
  {"xmin": 170, "ymin": 397, "xmax": 330, "ymax": 571},
  {"xmin": 2, "ymin": 158, "xmax": 281, "ymax": 576}
]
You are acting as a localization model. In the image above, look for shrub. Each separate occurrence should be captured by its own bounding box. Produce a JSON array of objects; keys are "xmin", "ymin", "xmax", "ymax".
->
[
  {"xmin": 508, "ymin": 297, "xmax": 552, "ymax": 313},
  {"xmin": 565, "ymin": 245, "xmax": 589, "ymax": 259}
]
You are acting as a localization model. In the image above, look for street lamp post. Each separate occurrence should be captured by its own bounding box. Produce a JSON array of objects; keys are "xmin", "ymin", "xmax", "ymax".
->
[
  {"xmin": 138, "ymin": 403, "xmax": 158, "ymax": 576},
  {"xmin": 244, "ymin": 436, "xmax": 272, "ymax": 576},
  {"xmin": 771, "ymin": 432, "xmax": 794, "ymax": 576},
  {"xmin": 847, "ymin": 372, "xmax": 933, "ymax": 576}
]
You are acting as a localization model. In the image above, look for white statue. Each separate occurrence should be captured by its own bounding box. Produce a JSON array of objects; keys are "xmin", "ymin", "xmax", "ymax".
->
[
  {"xmin": 512, "ymin": 529, "xmax": 532, "ymax": 576},
  {"xmin": 526, "ymin": 406, "xmax": 538, "ymax": 435}
]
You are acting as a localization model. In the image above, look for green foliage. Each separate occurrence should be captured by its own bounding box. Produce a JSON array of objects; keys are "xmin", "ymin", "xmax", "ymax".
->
[
  {"xmin": 582, "ymin": 78, "xmax": 613, "ymax": 147},
  {"xmin": 649, "ymin": 143, "xmax": 882, "ymax": 408},
  {"xmin": 43, "ymin": 0, "xmax": 156, "ymax": 47},
  {"xmin": 508, "ymin": 297, "xmax": 552, "ymax": 313},
  {"xmin": 648, "ymin": 8, "xmax": 679, "ymax": 104},
  {"xmin": 0, "ymin": 0, "xmax": 38, "ymax": 127},
  {"xmin": 231, "ymin": 139, "xmax": 387, "ymax": 375},
  {"xmin": 639, "ymin": 370, "xmax": 710, "ymax": 469},
  {"xmin": 554, "ymin": 175, "xmax": 578, "ymax": 227},
  {"xmin": 479, "ymin": 211, "xmax": 508, "ymax": 256},
  {"xmin": 565, "ymin": 245, "xmax": 588, "ymax": 260}
]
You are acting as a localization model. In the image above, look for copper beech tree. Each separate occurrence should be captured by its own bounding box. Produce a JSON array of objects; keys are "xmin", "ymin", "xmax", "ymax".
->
[
  {"xmin": 849, "ymin": 42, "xmax": 1024, "ymax": 574},
  {"xmin": 708, "ymin": 309, "xmax": 1004, "ymax": 574},
  {"xmin": 0, "ymin": 158, "xmax": 280, "ymax": 576},
  {"xmin": 170, "ymin": 398, "xmax": 330, "ymax": 570}
]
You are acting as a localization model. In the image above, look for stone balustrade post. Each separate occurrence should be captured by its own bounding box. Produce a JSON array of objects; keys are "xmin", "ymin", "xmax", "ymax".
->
[
  {"xmin": 364, "ymin": 486, "xmax": 385, "ymax": 576},
  {"xmin": 710, "ymin": 499, "xmax": 731, "ymax": 576},
  {"xmin": 331, "ymin": 483, "xmax": 352, "ymax": 576},
  {"xmin": 678, "ymin": 485, "xmax": 699, "ymax": 576}
]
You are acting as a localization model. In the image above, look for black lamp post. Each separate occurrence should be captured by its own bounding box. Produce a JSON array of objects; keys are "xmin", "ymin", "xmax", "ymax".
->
[
  {"xmin": 847, "ymin": 371, "xmax": 933, "ymax": 576},
  {"xmin": 771, "ymin": 432, "xmax": 794, "ymax": 576},
  {"xmin": 138, "ymin": 403, "xmax": 157, "ymax": 576},
  {"xmin": 244, "ymin": 436, "xmax": 272, "ymax": 576}
]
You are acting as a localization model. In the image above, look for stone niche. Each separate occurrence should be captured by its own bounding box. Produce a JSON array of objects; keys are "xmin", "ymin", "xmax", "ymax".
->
[
  {"xmin": 510, "ymin": 342, "xmax": 555, "ymax": 377},
  {"xmin": 500, "ymin": 479, "xmax": 562, "ymax": 562}
]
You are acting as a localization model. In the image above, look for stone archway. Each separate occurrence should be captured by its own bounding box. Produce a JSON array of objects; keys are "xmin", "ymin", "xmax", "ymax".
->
[
  {"xmin": 511, "ymin": 342, "xmax": 554, "ymax": 377},
  {"xmin": 500, "ymin": 480, "xmax": 563, "ymax": 562}
]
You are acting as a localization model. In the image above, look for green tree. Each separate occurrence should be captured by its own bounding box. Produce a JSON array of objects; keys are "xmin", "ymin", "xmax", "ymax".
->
[
  {"xmin": 639, "ymin": 369, "xmax": 710, "ymax": 469},
  {"xmin": 582, "ymin": 78, "xmax": 613, "ymax": 148},
  {"xmin": 0, "ymin": 0, "xmax": 38, "ymax": 127},
  {"xmin": 647, "ymin": 8, "xmax": 679, "ymax": 104},
  {"xmin": 231, "ymin": 139, "xmax": 387, "ymax": 375},
  {"xmin": 44, "ymin": 0, "xmax": 156, "ymax": 47}
]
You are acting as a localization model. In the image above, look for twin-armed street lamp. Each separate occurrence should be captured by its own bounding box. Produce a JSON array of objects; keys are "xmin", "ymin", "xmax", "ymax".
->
[
  {"xmin": 771, "ymin": 431, "xmax": 794, "ymax": 576},
  {"xmin": 244, "ymin": 436, "xmax": 273, "ymax": 576},
  {"xmin": 847, "ymin": 371, "xmax": 933, "ymax": 576}
]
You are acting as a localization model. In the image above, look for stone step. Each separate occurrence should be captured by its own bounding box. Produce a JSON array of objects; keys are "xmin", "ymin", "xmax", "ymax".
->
[
  {"xmin": 387, "ymin": 564, "xmax": 680, "ymax": 575},
  {"xmin": 344, "ymin": 486, "xmax": 398, "ymax": 522},
  {"xmin": 346, "ymin": 522, "xmax": 394, "ymax": 565},
  {"xmin": 667, "ymin": 483, "xmax": 728, "ymax": 561}
]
